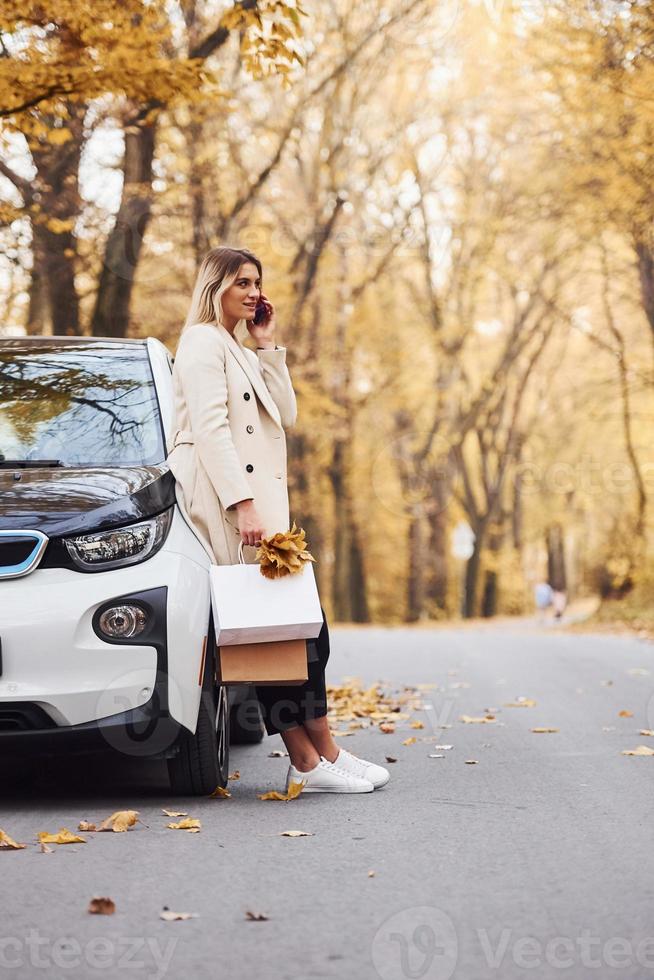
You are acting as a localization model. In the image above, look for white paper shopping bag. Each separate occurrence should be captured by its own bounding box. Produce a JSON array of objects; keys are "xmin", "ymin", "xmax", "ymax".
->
[{"xmin": 210, "ymin": 541, "xmax": 323, "ymax": 646}]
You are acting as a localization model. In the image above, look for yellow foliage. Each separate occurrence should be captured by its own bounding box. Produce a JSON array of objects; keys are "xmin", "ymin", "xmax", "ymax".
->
[
  {"xmin": 46, "ymin": 127, "xmax": 73, "ymax": 145},
  {"xmin": 46, "ymin": 217, "xmax": 75, "ymax": 234},
  {"xmin": 0, "ymin": 0, "xmax": 306, "ymax": 126},
  {"xmin": 256, "ymin": 520, "xmax": 316, "ymax": 579},
  {"xmin": 97, "ymin": 810, "xmax": 140, "ymax": 832},
  {"xmin": 0, "ymin": 828, "xmax": 26, "ymax": 850},
  {"xmin": 37, "ymin": 827, "xmax": 86, "ymax": 845}
]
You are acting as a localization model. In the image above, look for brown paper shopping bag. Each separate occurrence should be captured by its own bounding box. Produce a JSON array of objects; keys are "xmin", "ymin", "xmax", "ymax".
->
[{"xmin": 217, "ymin": 637, "xmax": 309, "ymax": 685}]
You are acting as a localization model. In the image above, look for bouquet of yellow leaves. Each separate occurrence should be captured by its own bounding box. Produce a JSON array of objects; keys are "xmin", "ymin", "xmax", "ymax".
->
[{"xmin": 255, "ymin": 521, "xmax": 316, "ymax": 580}]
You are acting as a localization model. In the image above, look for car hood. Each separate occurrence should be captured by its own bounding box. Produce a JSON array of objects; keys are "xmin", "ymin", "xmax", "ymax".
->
[{"xmin": 0, "ymin": 464, "xmax": 175, "ymax": 537}]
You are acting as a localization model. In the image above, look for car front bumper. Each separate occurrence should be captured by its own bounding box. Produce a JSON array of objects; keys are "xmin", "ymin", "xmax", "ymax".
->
[{"xmin": 0, "ymin": 507, "xmax": 214, "ymax": 757}]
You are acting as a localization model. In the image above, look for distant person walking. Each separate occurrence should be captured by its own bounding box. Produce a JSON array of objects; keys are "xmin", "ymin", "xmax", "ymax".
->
[{"xmin": 534, "ymin": 581, "xmax": 553, "ymax": 622}]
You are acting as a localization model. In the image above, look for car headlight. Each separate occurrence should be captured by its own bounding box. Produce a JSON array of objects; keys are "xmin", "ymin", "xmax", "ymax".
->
[
  {"xmin": 63, "ymin": 508, "xmax": 173, "ymax": 571},
  {"xmin": 98, "ymin": 604, "xmax": 149, "ymax": 638}
]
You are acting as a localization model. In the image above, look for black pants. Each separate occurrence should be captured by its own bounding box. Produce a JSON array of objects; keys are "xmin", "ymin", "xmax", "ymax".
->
[{"xmin": 254, "ymin": 605, "xmax": 331, "ymax": 736}]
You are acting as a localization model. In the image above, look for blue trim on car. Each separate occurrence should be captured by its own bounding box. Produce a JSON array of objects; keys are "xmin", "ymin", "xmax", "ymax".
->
[{"xmin": 0, "ymin": 530, "xmax": 49, "ymax": 580}]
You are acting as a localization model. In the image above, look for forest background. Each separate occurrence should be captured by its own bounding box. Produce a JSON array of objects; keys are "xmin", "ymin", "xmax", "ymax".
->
[{"xmin": 2, "ymin": 0, "xmax": 653, "ymax": 627}]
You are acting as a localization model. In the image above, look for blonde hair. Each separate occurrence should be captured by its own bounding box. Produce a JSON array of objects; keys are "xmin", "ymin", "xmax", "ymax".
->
[{"xmin": 183, "ymin": 245, "xmax": 263, "ymax": 345}]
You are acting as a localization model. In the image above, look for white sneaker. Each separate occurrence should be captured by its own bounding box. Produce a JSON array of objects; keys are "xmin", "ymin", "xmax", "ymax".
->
[
  {"xmin": 329, "ymin": 747, "xmax": 391, "ymax": 789},
  {"xmin": 285, "ymin": 757, "xmax": 374, "ymax": 794}
]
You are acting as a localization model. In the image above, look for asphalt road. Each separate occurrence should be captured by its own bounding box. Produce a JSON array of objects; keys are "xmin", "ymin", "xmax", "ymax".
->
[{"xmin": 2, "ymin": 622, "xmax": 654, "ymax": 980}]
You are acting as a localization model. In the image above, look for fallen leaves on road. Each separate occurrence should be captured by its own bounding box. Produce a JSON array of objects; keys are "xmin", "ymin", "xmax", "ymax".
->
[
  {"xmin": 245, "ymin": 910, "xmax": 269, "ymax": 921},
  {"xmin": 465, "ymin": 759, "xmax": 479, "ymax": 764},
  {"xmin": 78, "ymin": 820, "xmax": 96, "ymax": 832},
  {"xmin": 459, "ymin": 714, "xmax": 496, "ymax": 724},
  {"xmin": 385, "ymin": 756, "xmax": 397, "ymax": 763},
  {"xmin": 228, "ymin": 771, "xmax": 240, "ymax": 780},
  {"xmin": 621, "ymin": 745, "xmax": 654, "ymax": 756},
  {"xmin": 531, "ymin": 727, "xmax": 559, "ymax": 734},
  {"xmin": 402, "ymin": 737, "xmax": 417, "ymax": 745},
  {"xmin": 166, "ymin": 817, "xmax": 201, "ymax": 832},
  {"xmin": 379, "ymin": 723, "xmax": 395, "ymax": 734},
  {"xmin": 88, "ymin": 897, "xmax": 115, "ymax": 915},
  {"xmin": 410, "ymin": 721, "xmax": 425, "ymax": 729},
  {"xmin": 208, "ymin": 786, "xmax": 231, "ymax": 798},
  {"xmin": 162, "ymin": 809, "xmax": 187, "ymax": 817},
  {"xmin": 258, "ymin": 781, "xmax": 305, "ymax": 801},
  {"xmin": 368, "ymin": 870, "xmax": 376, "ymax": 877},
  {"xmin": 98, "ymin": 810, "xmax": 140, "ymax": 833},
  {"xmin": 268, "ymin": 749, "xmax": 289, "ymax": 757},
  {"xmin": 0, "ymin": 828, "xmax": 26, "ymax": 850},
  {"xmin": 279, "ymin": 830, "xmax": 313, "ymax": 837},
  {"xmin": 326, "ymin": 678, "xmax": 412, "ymax": 729},
  {"xmin": 504, "ymin": 698, "xmax": 537, "ymax": 708},
  {"xmin": 37, "ymin": 828, "xmax": 86, "ymax": 845},
  {"xmin": 619, "ymin": 710, "xmax": 634, "ymax": 717},
  {"xmin": 639, "ymin": 730, "xmax": 654, "ymax": 736},
  {"xmin": 160, "ymin": 908, "xmax": 199, "ymax": 921}
]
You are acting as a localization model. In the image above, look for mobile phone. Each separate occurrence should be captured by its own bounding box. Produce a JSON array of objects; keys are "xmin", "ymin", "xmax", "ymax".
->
[{"xmin": 253, "ymin": 298, "xmax": 268, "ymax": 325}]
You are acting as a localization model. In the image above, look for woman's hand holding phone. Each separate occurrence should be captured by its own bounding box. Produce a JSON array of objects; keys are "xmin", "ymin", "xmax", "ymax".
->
[
  {"xmin": 247, "ymin": 291, "xmax": 277, "ymax": 347},
  {"xmin": 235, "ymin": 498, "xmax": 266, "ymax": 547},
  {"xmin": 253, "ymin": 296, "xmax": 271, "ymax": 326}
]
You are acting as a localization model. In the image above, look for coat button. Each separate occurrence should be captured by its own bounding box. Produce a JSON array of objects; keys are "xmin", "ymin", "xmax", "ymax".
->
[
  {"xmin": 275, "ymin": 472, "xmax": 283, "ymax": 479},
  {"xmin": 246, "ymin": 464, "xmax": 254, "ymax": 472},
  {"xmin": 246, "ymin": 424, "xmax": 254, "ymax": 433},
  {"xmin": 243, "ymin": 392, "xmax": 250, "ymax": 400}
]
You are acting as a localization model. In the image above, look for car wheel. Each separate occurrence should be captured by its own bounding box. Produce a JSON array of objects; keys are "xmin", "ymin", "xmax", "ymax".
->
[
  {"xmin": 229, "ymin": 684, "xmax": 266, "ymax": 744},
  {"xmin": 167, "ymin": 637, "xmax": 229, "ymax": 796}
]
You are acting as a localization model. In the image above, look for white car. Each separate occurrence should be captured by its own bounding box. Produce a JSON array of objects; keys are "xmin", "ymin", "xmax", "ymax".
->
[{"xmin": 0, "ymin": 335, "xmax": 264, "ymax": 795}]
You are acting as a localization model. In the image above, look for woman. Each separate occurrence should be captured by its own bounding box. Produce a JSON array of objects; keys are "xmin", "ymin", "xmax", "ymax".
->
[{"xmin": 167, "ymin": 245, "xmax": 389, "ymax": 794}]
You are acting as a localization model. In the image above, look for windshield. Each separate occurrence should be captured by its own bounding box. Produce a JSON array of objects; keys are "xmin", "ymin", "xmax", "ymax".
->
[{"xmin": 0, "ymin": 342, "xmax": 165, "ymax": 467}]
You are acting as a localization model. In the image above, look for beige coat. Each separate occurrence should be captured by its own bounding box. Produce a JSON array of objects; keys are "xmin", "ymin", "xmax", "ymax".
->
[{"xmin": 166, "ymin": 321, "xmax": 297, "ymax": 566}]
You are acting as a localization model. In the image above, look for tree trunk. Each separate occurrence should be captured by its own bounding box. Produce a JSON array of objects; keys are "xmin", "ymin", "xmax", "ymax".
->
[
  {"xmin": 512, "ymin": 459, "xmax": 523, "ymax": 550},
  {"xmin": 329, "ymin": 439, "xmax": 350, "ymax": 620},
  {"xmin": 407, "ymin": 510, "xmax": 429, "ymax": 622},
  {"xmin": 481, "ymin": 524, "xmax": 503, "ymax": 618},
  {"xmin": 29, "ymin": 101, "xmax": 84, "ymax": 336},
  {"xmin": 328, "ymin": 437, "xmax": 368, "ymax": 622},
  {"xmin": 26, "ymin": 228, "xmax": 50, "ymax": 335},
  {"xmin": 634, "ymin": 237, "xmax": 654, "ymax": 340},
  {"xmin": 43, "ymin": 226, "xmax": 81, "ymax": 335},
  {"xmin": 286, "ymin": 429, "xmax": 326, "ymax": 596},
  {"xmin": 348, "ymin": 527, "xmax": 369, "ymax": 622},
  {"xmin": 187, "ymin": 117, "xmax": 210, "ymax": 265},
  {"xmin": 91, "ymin": 120, "xmax": 157, "ymax": 337},
  {"xmin": 463, "ymin": 524, "xmax": 485, "ymax": 618},
  {"xmin": 601, "ymin": 245, "xmax": 648, "ymax": 544},
  {"xmin": 546, "ymin": 523, "xmax": 567, "ymax": 592},
  {"xmin": 427, "ymin": 474, "xmax": 450, "ymax": 612}
]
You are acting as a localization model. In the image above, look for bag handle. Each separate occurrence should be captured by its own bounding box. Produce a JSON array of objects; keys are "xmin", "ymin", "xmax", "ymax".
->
[{"xmin": 237, "ymin": 539, "xmax": 262, "ymax": 564}]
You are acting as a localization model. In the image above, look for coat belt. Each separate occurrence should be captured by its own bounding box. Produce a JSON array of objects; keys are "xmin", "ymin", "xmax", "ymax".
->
[{"xmin": 169, "ymin": 429, "xmax": 194, "ymax": 450}]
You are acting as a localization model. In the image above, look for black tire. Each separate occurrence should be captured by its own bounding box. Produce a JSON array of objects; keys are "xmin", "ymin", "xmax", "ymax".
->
[
  {"xmin": 167, "ymin": 634, "xmax": 229, "ymax": 796},
  {"xmin": 229, "ymin": 685, "xmax": 266, "ymax": 744}
]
